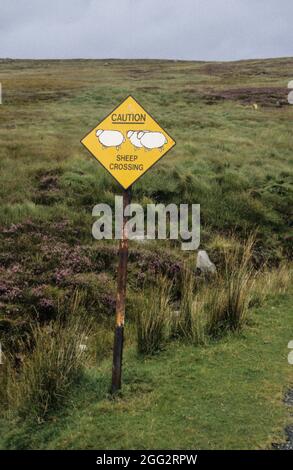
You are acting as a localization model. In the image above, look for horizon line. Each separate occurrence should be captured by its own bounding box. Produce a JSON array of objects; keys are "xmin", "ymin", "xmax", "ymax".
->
[{"xmin": 0, "ymin": 56, "xmax": 292, "ymax": 64}]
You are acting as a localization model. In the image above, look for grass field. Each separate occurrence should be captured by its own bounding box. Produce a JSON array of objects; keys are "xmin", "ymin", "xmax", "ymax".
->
[
  {"xmin": 0, "ymin": 57, "xmax": 292, "ymax": 449},
  {"xmin": 1, "ymin": 294, "xmax": 292, "ymax": 450}
]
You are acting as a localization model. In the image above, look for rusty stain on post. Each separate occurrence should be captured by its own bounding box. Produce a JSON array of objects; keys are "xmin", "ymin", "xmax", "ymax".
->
[{"xmin": 111, "ymin": 187, "xmax": 131, "ymax": 394}]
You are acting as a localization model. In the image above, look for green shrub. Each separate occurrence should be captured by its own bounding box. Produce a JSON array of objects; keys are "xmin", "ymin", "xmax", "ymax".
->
[
  {"xmin": 94, "ymin": 324, "xmax": 114, "ymax": 361},
  {"xmin": 0, "ymin": 352, "xmax": 11, "ymax": 411},
  {"xmin": 206, "ymin": 236, "xmax": 255, "ymax": 336},
  {"xmin": 136, "ymin": 278, "xmax": 172, "ymax": 356},
  {"xmin": 177, "ymin": 266, "xmax": 194, "ymax": 336},
  {"xmin": 173, "ymin": 265, "xmax": 206, "ymax": 344},
  {"xmin": 3, "ymin": 293, "xmax": 93, "ymax": 420}
]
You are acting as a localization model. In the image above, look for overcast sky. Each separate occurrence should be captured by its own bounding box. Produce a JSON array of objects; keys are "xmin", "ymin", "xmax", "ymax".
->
[{"xmin": 0, "ymin": 0, "xmax": 292, "ymax": 61}]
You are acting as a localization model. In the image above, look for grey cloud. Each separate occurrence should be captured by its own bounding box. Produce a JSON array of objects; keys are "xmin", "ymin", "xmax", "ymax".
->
[{"xmin": 0, "ymin": 0, "xmax": 292, "ymax": 60}]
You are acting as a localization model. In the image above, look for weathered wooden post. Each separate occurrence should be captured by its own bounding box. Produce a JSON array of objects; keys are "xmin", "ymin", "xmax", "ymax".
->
[{"xmin": 111, "ymin": 188, "xmax": 131, "ymax": 393}]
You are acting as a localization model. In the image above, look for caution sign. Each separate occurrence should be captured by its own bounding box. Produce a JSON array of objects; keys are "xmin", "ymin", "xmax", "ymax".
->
[{"xmin": 81, "ymin": 95, "xmax": 175, "ymax": 189}]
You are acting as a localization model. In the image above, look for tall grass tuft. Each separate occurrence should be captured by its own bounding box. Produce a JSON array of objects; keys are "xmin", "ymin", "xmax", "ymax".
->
[
  {"xmin": 207, "ymin": 236, "xmax": 255, "ymax": 336},
  {"xmin": 3, "ymin": 292, "xmax": 93, "ymax": 420},
  {"xmin": 174, "ymin": 265, "xmax": 206, "ymax": 344},
  {"xmin": 137, "ymin": 278, "xmax": 172, "ymax": 356},
  {"xmin": 250, "ymin": 262, "xmax": 292, "ymax": 307},
  {"xmin": 0, "ymin": 352, "xmax": 12, "ymax": 413}
]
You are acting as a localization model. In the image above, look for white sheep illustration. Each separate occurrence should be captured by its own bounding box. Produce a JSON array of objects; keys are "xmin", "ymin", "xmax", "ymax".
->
[
  {"xmin": 127, "ymin": 130, "xmax": 145, "ymax": 149},
  {"xmin": 96, "ymin": 130, "xmax": 125, "ymax": 150},
  {"xmin": 127, "ymin": 130, "xmax": 167, "ymax": 151}
]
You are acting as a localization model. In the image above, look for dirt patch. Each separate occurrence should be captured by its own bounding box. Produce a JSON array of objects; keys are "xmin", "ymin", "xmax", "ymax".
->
[
  {"xmin": 199, "ymin": 58, "xmax": 293, "ymax": 80},
  {"xmin": 5, "ymin": 90, "xmax": 71, "ymax": 104},
  {"xmin": 200, "ymin": 63, "xmax": 236, "ymax": 77},
  {"xmin": 272, "ymin": 390, "xmax": 293, "ymax": 450},
  {"xmin": 203, "ymin": 87, "xmax": 288, "ymax": 107},
  {"xmin": 137, "ymin": 86, "xmax": 161, "ymax": 92},
  {"xmin": 34, "ymin": 170, "xmax": 62, "ymax": 205},
  {"xmin": 38, "ymin": 174, "xmax": 59, "ymax": 191}
]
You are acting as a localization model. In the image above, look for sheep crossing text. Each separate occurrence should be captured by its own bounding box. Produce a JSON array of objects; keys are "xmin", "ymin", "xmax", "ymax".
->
[{"xmin": 81, "ymin": 95, "xmax": 175, "ymax": 189}]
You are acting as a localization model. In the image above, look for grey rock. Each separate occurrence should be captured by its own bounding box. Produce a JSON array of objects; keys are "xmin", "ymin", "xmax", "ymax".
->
[{"xmin": 196, "ymin": 250, "xmax": 216, "ymax": 274}]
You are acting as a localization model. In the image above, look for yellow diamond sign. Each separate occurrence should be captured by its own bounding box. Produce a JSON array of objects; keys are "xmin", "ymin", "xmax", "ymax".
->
[{"xmin": 81, "ymin": 95, "xmax": 175, "ymax": 189}]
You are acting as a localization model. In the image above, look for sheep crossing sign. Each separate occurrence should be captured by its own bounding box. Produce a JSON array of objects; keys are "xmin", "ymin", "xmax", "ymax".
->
[
  {"xmin": 81, "ymin": 95, "xmax": 175, "ymax": 189},
  {"xmin": 81, "ymin": 96, "xmax": 175, "ymax": 394}
]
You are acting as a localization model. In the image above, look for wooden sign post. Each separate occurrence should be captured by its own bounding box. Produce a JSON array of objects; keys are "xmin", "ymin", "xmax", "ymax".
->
[{"xmin": 111, "ymin": 188, "xmax": 131, "ymax": 393}]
